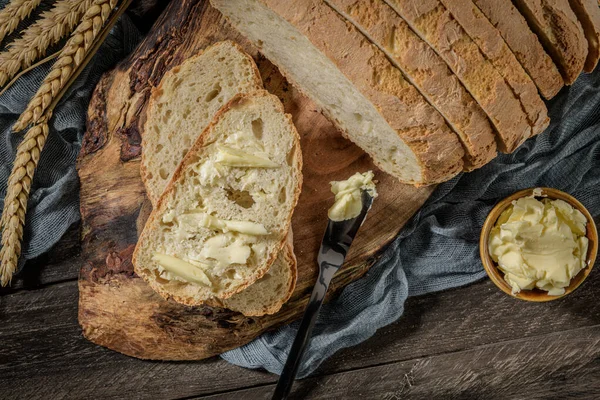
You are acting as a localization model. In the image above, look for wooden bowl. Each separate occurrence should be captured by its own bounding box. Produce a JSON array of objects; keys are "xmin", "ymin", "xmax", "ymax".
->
[{"xmin": 480, "ymin": 187, "xmax": 598, "ymax": 302}]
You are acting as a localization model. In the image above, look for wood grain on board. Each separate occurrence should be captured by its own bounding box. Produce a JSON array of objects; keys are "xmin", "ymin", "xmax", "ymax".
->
[{"xmin": 77, "ymin": 0, "xmax": 434, "ymax": 360}]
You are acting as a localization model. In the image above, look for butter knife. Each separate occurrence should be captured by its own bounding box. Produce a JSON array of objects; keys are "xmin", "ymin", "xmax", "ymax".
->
[{"xmin": 272, "ymin": 190, "xmax": 374, "ymax": 400}]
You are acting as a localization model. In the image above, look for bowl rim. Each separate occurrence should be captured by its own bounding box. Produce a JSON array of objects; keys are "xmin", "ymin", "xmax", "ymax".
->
[{"xmin": 479, "ymin": 187, "xmax": 598, "ymax": 302}]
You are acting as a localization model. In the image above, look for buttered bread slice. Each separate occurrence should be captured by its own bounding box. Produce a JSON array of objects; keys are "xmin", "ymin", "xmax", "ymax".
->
[
  {"xmin": 141, "ymin": 40, "xmax": 263, "ymax": 205},
  {"xmin": 133, "ymin": 90, "xmax": 302, "ymax": 305}
]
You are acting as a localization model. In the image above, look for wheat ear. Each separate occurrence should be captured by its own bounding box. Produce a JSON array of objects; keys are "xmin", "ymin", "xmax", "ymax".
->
[
  {"xmin": 13, "ymin": 0, "xmax": 118, "ymax": 131},
  {"xmin": 0, "ymin": 0, "xmax": 43, "ymax": 44},
  {"xmin": 0, "ymin": 0, "xmax": 92, "ymax": 88},
  {"xmin": 0, "ymin": 116, "xmax": 50, "ymax": 286}
]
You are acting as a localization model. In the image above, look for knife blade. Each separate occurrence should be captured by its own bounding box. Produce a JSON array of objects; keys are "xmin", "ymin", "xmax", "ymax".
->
[{"xmin": 272, "ymin": 190, "xmax": 374, "ymax": 400}]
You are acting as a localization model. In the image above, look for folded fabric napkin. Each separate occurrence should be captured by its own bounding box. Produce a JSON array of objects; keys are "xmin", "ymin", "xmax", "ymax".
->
[
  {"xmin": 222, "ymin": 69, "xmax": 600, "ymax": 378},
  {"xmin": 0, "ymin": 15, "xmax": 141, "ymax": 271}
]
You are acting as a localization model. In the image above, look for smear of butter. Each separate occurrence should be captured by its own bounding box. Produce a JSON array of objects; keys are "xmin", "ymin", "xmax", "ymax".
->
[
  {"xmin": 328, "ymin": 171, "xmax": 377, "ymax": 222},
  {"xmin": 199, "ymin": 234, "xmax": 252, "ymax": 267},
  {"xmin": 179, "ymin": 212, "xmax": 269, "ymax": 235},
  {"xmin": 152, "ymin": 253, "xmax": 212, "ymax": 286},
  {"xmin": 488, "ymin": 195, "xmax": 589, "ymax": 296},
  {"xmin": 215, "ymin": 145, "xmax": 278, "ymax": 168}
]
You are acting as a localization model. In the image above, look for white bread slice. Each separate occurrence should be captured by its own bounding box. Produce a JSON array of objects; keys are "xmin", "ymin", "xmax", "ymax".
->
[
  {"xmin": 511, "ymin": 0, "xmax": 587, "ymax": 85},
  {"xmin": 325, "ymin": 0, "xmax": 497, "ymax": 170},
  {"xmin": 568, "ymin": 0, "xmax": 600, "ymax": 72},
  {"xmin": 137, "ymin": 203, "xmax": 297, "ymax": 316},
  {"xmin": 211, "ymin": 0, "xmax": 465, "ymax": 185},
  {"xmin": 141, "ymin": 40, "xmax": 263, "ymax": 205},
  {"xmin": 439, "ymin": 0, "xmax": 549, "ymax": 138},
  {"xmin": 212, "ymin": 233, "xmax": 297, "ymax": 316},
  {"xmin": 133, "ymin": 90, "xmax": 303, "ymax": 305},
  {"xmin": 473, "ymin": 0, "xmax": 564, "ymax": 99},
  {"xmin": 384, "ymin": 0, "xmax": 531, "ymax": 153}
]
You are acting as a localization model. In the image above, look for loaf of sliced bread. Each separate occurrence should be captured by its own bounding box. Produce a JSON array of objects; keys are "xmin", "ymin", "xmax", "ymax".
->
[
  {"xmin": 211, "ymin": 0, "xmax": 465, "ymax": 185},
  {"xmin": 384, "ymin": 0, "xmax": 531, "ymax": 153},
  {"xmin": 439, "ymin": 0, "xmax": 549, "ymax": 138},
  {"xmin": 473, "ymin": 0, "xmax": 564, "ymax": 99},
  {"xmin": 512, "ymin": 0, "xmax": 587, "ymax": 85},
  {"xmin": 141, "ymin": 40, "xmax": 263, "ymax": 205},
  {"xmin": 568, "ymin": 0, "xmax": 600, "ymax": 72},
  {"xmin": 325, "ymin": 0, "xmax": 497, "ymax": 170},
  {"xmin": 133, "ymin": 90, "xmax": 303, "ymax": 305}
]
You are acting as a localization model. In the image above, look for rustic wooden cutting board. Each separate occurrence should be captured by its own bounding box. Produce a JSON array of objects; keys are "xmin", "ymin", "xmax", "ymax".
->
[{"xmin": 76, "ymin": 0, "xmax": 435, "ymax": 360}]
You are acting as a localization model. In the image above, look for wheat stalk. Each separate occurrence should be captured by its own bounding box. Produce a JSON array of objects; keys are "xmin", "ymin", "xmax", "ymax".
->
[
  {"xmin": 0, "ymin": 115, "xmax": 49, "ymax": 286},
  {"xmin": 0, "ymin": 0, "xmax": 92, "ymax": 88},
  {"xmin": 13, "ymin": 0, "xmax": 118, "ymax": 131},
  {"xmin": 0, "ymin": 0, "xmax": 43, "ymax": 44}
]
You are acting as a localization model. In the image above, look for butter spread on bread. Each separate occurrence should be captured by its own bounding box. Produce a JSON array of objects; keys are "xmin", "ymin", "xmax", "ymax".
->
[{"xmin": 133, "ymin": 90, "xmax": 302, "ymax": 306}]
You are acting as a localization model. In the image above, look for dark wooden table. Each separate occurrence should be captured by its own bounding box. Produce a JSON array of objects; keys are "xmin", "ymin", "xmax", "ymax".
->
[{"xmin": 2, "ymin": 217, "xmax": 600, "ymax": 400}]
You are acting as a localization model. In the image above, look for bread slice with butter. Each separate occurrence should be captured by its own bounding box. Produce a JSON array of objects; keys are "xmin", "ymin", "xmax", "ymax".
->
[
  {"xmin": 133, "ymin": 90, "xmax": 302, "ymax": 305},
  {"xmin": 141, "ymin": 40, "xmax": 263, "ymax": 206}
]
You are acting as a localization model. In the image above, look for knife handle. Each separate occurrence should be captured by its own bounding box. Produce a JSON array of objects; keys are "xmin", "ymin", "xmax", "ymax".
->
[{"xmin": 272, "ymin": 265, "xmax": 337, "ymax": 400}]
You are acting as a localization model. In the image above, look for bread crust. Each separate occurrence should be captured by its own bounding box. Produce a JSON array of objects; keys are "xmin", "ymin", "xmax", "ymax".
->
[
  {"xmin": 440, "ymin": 0, "xmax": 549, "ymax": 138},
  {"xmin": 140, "ymin": 40, "xmax": 264, "ymax": 206},
  {"xmin": 133, "ymin": 90, "xmax": 303, "ymax": 306},
  {"xmin": 385, "ymin": 0, "xmax": 532, "ymax": 153},
  {"xmin": 326, "ymin": 0, "xmax": 497, "ymax": 171},
  {"xmin": 569, "ymin": 0, "xmax": 600, "ymax": 72},
  {"xmin": 512, "ymin": 0, "xmax": 587, "ymax": 85},
  {"xmin": 473, "ymin": 0, "xmax": 564, "ymax": 99}
]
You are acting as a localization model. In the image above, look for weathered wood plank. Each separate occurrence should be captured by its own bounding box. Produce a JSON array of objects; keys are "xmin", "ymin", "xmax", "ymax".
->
[
  {"xmin": 0, "ymin": 223, "xmax": 81, "ymax": 293},
  {"xmin": 200, "ymin": 325, "xmax": 600, "ymax": 399},
  {"xmin": 2, "ymin": 267, "xmax": 600, "ymax": 398}
]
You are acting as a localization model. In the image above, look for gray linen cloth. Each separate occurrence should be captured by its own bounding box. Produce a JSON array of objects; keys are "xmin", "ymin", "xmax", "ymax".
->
[
  {"xmin": 222, "ymin": 69, "xmax": 600, "ymax": 378},
  {"xmin": 0, "ymin": 16, "xmax": 141, "ymax": 268}
]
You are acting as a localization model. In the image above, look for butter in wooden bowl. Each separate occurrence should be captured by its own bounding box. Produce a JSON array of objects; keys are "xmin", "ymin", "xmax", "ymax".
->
[{"xmin": 480, "ymin": 188, "xmax": 598, "ymax": 301}]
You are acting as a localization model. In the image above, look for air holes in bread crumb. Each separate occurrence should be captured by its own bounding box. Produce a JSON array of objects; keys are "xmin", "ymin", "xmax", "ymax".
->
[
  {"xmin": 205, "ymin": 84, "xmax": 222, "ymax": 102},
  {"xmin": 252, "ymin": 118, "xmax": 264, "ymax": 140},
  {"xmin": 286, "ymin": 145, "xmax": 295, "ymax": 166},
  {"xmin": 183, "ymin": 106, "xmax": 191, "ymax": 119},
  {"xmin": 162, "ymin": 109, "xmax": 172, "ymax": 123},
  {"xmin": 226, "ymin": 189, "xmax": 255, "ymax": 208},
  {"xmin": 156, "ymin": 144, "xmax": 163, "ymax": 152},
  {"xmin": 159, "ymin": 168, "xmax": 169, "ymax": 180},
  {"xmin": 278, "ymin": 187, "xmax": 286, "ymax": 203}
]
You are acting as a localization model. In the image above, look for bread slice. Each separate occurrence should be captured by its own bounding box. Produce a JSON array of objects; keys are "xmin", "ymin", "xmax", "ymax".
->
[
  {"xmin": 568, "ymin": 0, "xmax": 600, "ymax": 72},
  {"xmin": 439, "ymin": 0, "xmax": 549, "ymax": 138},
  {"xmin": 473, "ymin": 0, "xmax": 564, "ymax": 99},
  {"xmin": 511, "ymin": 0, "xmax": 587, "ymax": 85},
  {"xmin": 212, "ymin": 232, "xmax": 297, "ymax": 316},
  {"xmin": 384, "ymin": 0, "xmax": 531, "ymax": 153},
  {"xmin": 141, "ymin": 40, "xmax": 263, "ymax": 205},
  {"xmin": 211, "ymin": 0, "xmax": 465, "ymax": 185},
  {"xmin": 325, "ymin": 0, "xmax": 496, "ymax": 170},
  {"xmin": 133, "ymin": 90, "xmax": 303, "ymax": 305}
]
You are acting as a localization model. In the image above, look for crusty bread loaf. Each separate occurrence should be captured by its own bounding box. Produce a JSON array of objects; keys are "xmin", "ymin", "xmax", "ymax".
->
[
  {"xmin": 568, "ymin": 0, "xmax": 600, "ymax": 72},
  {"xmin": 325, "ymin": 0, "xmax": 497, "ymax": 170},
  {"xmin": 439, "ymin": 0, "xmax": 549, "ymax": 138},
  {"xmin": 211, "ymin": 0, "xmax": 465, "ymax": 185},
  {"xmin": 512, "ymin": 0, "xmax": 587, "ymax": 85},
  {"xmin": 212, "ymin": 233, "xmax": 297, "ymax": 316},
  {"xmin": 473, "ymin": 0, "xmax": 564, "ymax": 99},
  {"xmin": 141, "ymin": 40, "xmax": 263, "ymax": 205},
  {"xmin": 385, "ymin": 0, "xmax": 531, "ymax": 153},
  {"xmin": 133, "ymin": 90, "xmax": 303, "ymax": 305}
]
